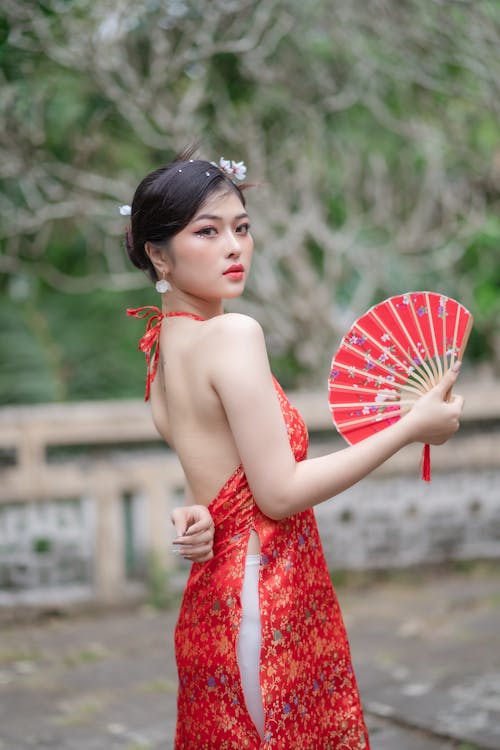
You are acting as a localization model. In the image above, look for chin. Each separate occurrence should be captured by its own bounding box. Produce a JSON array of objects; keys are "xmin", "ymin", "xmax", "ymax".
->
[{"xmin": 223, "ymin": 288, "xmax": 245, "ymax": 300}]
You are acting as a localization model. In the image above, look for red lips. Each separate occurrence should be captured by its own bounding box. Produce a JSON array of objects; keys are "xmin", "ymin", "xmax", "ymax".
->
[{"xmin": 223, "ymin": 264, "xmax": 244, "ymax": 274}]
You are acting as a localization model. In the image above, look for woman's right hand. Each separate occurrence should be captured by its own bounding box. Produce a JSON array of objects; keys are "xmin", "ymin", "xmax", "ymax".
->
[{"xmin": 403, "ymin": 364, "xmax": 464, "ymax": 445}]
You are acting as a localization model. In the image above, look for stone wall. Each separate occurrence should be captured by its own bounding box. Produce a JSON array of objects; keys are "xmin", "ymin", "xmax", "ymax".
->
[
  {"xmin": 315, "ymin": 468, "xmax": 500, "ymax": 570},
  {"xmin": 0, "ymin": 377, "xmax": 498, "ymax": 606}
]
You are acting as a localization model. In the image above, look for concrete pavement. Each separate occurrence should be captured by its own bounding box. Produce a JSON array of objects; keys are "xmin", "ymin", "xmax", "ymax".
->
[{"xmin": 0, "ymin": 562, "xmax": 499, "ymax": 749}]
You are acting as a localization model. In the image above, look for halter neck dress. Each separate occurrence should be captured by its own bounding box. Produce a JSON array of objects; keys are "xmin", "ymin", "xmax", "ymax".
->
[{"xmin": 128, "ymin": 307, "xmax": 370, "ymax": 750}]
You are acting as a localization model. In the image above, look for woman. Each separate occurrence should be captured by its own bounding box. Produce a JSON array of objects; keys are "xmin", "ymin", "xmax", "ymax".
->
[{"xmin": 124, "ymin": 150, "xmax": 463, "ymax": 749}]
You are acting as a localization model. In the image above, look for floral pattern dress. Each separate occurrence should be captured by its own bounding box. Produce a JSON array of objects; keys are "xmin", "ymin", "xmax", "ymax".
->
[{"xmin": 174, "ymin": 378, "xmax": 370, "ymax": 750}]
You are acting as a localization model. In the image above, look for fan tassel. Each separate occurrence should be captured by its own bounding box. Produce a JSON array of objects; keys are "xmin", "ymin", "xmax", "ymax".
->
[{"xmin": 421, "ymin": 443, "xmax": 431, "ymax": 482}]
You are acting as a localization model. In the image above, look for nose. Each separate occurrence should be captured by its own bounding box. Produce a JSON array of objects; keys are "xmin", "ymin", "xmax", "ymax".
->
[{"xmin": 225, "ymin": 229, "xmax": 242, "ymax": 257}]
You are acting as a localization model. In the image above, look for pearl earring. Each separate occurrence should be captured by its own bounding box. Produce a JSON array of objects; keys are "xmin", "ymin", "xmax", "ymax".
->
[{"xmin": 155, "ymin": 274, "xmax": 171, "ymax": 294}]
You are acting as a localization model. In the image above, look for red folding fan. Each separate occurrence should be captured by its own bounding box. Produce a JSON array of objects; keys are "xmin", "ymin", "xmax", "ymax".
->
[{"xmin": 328, "ymin": 292, "xmax": 473, "ymax": 480}]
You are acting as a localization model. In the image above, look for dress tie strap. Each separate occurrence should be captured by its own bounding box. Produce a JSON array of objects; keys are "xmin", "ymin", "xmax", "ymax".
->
[
  {"xmin": 127, "ymin": 306, "xmax": 205, "ymax": 401},
  {"xmin": 127, "ymin": 306, "xmax": 164, "ymax": 401}
]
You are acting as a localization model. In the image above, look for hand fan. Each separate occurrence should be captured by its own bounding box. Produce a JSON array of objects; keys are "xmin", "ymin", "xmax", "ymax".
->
[{"xmin": 328, "ymin": 292, "xmax": 473, "ymax": 480}]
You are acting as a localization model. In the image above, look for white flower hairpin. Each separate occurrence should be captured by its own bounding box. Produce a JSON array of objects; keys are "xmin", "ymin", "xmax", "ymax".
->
[
  {"xmin": 119, "ymin": 204, "xmax": 131, "ymax": 216},
  {"xmin": 212, "ymin": 157, "xmax": 247, "ymax": 182}
]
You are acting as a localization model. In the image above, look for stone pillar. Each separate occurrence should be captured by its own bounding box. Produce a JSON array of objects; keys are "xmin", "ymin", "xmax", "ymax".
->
[
  {"xmin": 92, "ymin": 468, "xmax": 125, "ymax": 602},
  {"xmin": 145, "ymin": 460, "xmax": 184, "ymax": 571},
  {"xmin": 147, "ymin": 481, "xmax": 170, "ymax": 569},
  {"xmin": 18, "ymin": 427, "xmax": 45, "ymax": 497}
]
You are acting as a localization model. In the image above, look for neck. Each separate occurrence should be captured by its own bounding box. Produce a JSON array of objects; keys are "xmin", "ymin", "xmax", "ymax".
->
[{"xmin": 161, "ymin": 291, "xmax": 224, "ymax": 320}]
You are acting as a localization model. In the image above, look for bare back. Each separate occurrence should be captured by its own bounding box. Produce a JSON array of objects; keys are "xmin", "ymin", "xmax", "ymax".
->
[{"xmin": 150, "ymin": 314, "xmax": 242, "ymax": 506}]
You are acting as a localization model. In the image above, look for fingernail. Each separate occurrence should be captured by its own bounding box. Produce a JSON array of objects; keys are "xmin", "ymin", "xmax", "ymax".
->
[{"xmin": 452, "ymin": 360, "xmax": 461, "ymax": 373}]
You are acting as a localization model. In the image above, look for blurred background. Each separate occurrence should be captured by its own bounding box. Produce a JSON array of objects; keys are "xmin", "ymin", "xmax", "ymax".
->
[
  {"xmin": 1, "ymin": 0, "xmax": 500, "ymax": 400},
  {"xmin": 0, "ymin": 2, "xmax": 499, "ymax": 748}
]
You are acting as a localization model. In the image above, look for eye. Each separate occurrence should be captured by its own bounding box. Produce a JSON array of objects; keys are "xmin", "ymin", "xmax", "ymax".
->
[
  {"xmin": 236, "ymin": 222, "xmax": 251, "ymax": 235},
  {"xmin": 195, "ymin": 226, "xmax": 217, "ymax": 237}
]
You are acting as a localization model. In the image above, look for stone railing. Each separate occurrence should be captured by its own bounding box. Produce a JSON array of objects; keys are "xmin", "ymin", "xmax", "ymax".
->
[
  {"xmin": 0, "ymin": 400, "xmax": 184, "ymax": 606},
  {"xmin": 0, "ymin": 377, "xmax": 499, "ymax": 606}
]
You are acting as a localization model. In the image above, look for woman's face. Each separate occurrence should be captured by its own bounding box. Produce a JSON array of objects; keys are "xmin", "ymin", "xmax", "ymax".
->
[{"xmin": 166, "ymin": 189, "xmax": 253, "ymax": 302}]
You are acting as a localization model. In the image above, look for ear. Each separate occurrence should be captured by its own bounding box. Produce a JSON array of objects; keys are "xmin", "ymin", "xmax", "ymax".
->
[{"xmin": 145, "ymin": 241, "xmax": 172, "ymax": 277}]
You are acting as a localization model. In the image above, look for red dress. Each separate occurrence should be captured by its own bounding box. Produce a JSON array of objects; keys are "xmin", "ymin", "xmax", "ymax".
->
[{"xmin": 127, "ymin": 308, "xmax": 370, "ymax": 750}]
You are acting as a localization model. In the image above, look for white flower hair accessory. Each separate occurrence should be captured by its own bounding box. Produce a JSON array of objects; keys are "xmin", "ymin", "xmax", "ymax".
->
[
  {"xmin": 211, "ymin": 157, "xmax": 247, "ymax": 182},
  {"xmin": 119, "ymin": 204, "xmax": 131, "ymax": 216}
]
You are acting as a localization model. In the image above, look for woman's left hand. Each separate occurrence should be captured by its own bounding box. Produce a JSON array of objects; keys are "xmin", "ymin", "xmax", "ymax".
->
[{"xmin": 171, "ymin": 504, "xmax": 215, "ymax": 562}]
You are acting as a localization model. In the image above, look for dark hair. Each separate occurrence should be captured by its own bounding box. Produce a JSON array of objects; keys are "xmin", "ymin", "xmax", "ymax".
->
[{"xmin": 125, "ymin": 147, "xmax": 247, "ymax": 282}]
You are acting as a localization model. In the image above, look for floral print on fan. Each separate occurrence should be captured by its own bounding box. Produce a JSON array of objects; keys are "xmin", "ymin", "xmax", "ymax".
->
[{"xmin": 328, "ymin": 291, "xmax": 472, "ymax": 446}]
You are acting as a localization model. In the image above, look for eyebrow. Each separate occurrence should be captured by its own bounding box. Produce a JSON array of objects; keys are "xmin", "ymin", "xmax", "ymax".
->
[{"xmin": 193, "ymin": 212, "xmax": 249, "ymax": 222}]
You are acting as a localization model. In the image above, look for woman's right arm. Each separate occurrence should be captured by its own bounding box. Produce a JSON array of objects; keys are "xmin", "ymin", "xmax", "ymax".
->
[{"xmin": 208, "ymin": 314, "xmax": 464, "ymax": 521}]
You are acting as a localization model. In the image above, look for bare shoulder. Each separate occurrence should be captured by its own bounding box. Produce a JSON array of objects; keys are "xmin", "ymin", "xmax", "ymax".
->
[
  {"xmin": 205, "ymin": 313, "xmax": 263, "ymax": 338},
  {"xmin": 204, "ymin": 314, "xmax": 269, "ymax": 381},
  {"xmin": 201, "ymin": 313, "xmax": 265, "ymax": 354}
]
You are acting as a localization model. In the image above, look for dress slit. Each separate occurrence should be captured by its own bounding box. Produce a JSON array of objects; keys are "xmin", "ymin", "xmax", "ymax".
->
[{"xmin": 236, "ymin": 552, "xmax": 265, "ymax": 739}]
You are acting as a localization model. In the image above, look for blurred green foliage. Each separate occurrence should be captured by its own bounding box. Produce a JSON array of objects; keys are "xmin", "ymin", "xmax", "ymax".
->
[
  {"xmin": 1, "ymin": 0, "xmax": 499, "ymax": 404},
  {"xmin": 0, "ymin": 286, "xmax": 149, "ymax": 404}
]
